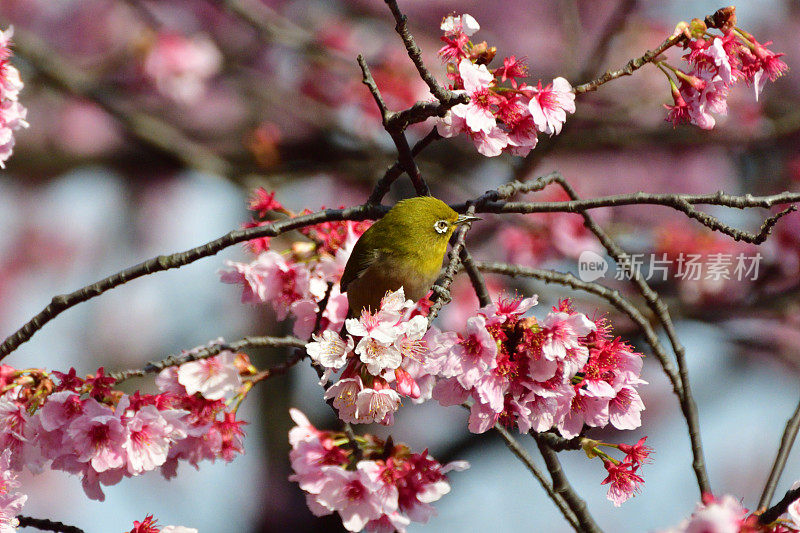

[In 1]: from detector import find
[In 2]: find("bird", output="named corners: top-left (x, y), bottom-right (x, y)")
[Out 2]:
top-left (340, 196), bottom-right (480, 316)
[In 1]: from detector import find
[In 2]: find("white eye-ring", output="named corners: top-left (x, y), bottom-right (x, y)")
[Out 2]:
top-left (434, 220), bottom-right (449, 234)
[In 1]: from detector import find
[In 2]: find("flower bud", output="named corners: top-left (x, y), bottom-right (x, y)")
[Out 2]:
top-left (687, 18), bottom-right (707, 38)
top-left (705, 6), bottom-right (736, 33)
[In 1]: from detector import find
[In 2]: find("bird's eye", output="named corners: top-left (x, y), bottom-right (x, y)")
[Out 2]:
top-left (434, 220), bottom-right (449, 234)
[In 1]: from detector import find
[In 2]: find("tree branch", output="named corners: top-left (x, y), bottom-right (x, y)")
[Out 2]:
top-left (532, 433), bottom-right (603, 533)
top-left (494, 424), bottom-right (580, 531)
top-left (758, 392), bottom-right (800, 511)
top-left (759, 485), bottom-right (800, 526)
top-left (16, 515), bottom-right (84, 533)
top-left (479, 190), bottom-right (799, 245)
top-left (573, 33), bottom-right (685, 94)
top-left (0, 204), bottom-right (386, 359)
top-left (109, 335), bottom-right (306, 383)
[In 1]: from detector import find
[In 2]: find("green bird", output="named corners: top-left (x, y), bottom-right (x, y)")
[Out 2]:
top-left (341, 196), bottom-right (480, 316)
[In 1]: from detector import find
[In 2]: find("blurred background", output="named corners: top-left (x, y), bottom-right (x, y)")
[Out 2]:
top-left (1, 0), bottom-right (799, 531)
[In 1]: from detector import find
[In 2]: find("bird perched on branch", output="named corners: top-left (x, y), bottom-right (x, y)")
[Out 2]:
top-left (341, 196), bottom-right (480, 316)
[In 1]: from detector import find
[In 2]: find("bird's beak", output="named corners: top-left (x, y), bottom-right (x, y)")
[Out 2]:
top-left (454, 214), bottom-right (482, 225)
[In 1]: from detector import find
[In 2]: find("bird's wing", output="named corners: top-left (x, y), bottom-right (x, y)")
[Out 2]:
top-left (340, 244), bottom-right (382, 293)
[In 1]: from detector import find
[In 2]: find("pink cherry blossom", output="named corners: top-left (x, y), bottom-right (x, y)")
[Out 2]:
top-left (664, 493), bottom-right (748, 532)
top-left (609, 386), bottom-right (646, 430)
top-left (0, 26), bottom-right (27, 169)
top-left (315, 463), bottom-right (385, 531)
top-left (66, 399), bottom-right (127, 473)
top-left (123, 406), bottom-right (175, 475)
top-left (355, 387), bottom-right (402, 425)
top-left (324, 377), bottom-right (362, 423)
top-left (468, 126), bottom-right (509, 157)
top-left (540, 311), bottom-right (595, 361)
top-left (449, 315), bottom-right (498, 389)
top-left (306, 330), bottom-right (353, 370)
top-left (528, 77), bottom-right (575, 135)
top-left (451, 59), bottom-right (498, 134)
top-left (601, 459), bottom-right (644, 507)
top-left (177, 351), bottom-right (242, 401)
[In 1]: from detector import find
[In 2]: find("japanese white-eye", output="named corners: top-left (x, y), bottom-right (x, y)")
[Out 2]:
top-left (341, 196), bottom-right (480, 315)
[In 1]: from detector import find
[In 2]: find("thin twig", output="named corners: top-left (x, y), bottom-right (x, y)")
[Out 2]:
top-left (382, 0), bottom-right (454, 103)
top-left (110, 335), bottom-right (306, 382)
top-left (573, 33), bottom-right (685, 94)
top-left (532, 434), bottom-right (603, 533)
top-left (16, 515), bottom-right (84, 533)
top-left (758, 392), bottom-right (800, 510)
top-left (759, 485), bottom-right (800, 525)
top-left (494, 424), bottom-right (580, 531)
top-left (460, 247), bottom-right (491, 307)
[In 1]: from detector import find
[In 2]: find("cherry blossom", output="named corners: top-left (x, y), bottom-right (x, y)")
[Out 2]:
top-left (601, 459), bottom-right (644, 507)
top-left (451, 59), bottom-right (498, 134)
top-left (177, 351), bottom-right (242, 400)
top-left (527, 77), bottom-right (576, 136)
top-left (306, 330), bottom-right (353, 370)
top-left (288, 409), bottom-right (467, 531)
top-left (440, 14), bottom-right (480, 37)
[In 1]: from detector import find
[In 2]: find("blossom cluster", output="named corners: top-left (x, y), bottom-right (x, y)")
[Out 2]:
top-left (129, 515), bottom-right (197, 533)
top-left (222, 189), bottom-right (371, 339)
top-left (664, 8), bottom-right (787, 129)
top-left (0, 349), bottom-right (247, 503)
top-left (435, 14), bottom-right (575, 157)
top-left (0, 27), bottom-right (28, 168)
top-left (307, 288), bottom-right (447, 425)
top-left (288, 408), bottom-right (468, 532)
top-left (432, 297), bottom-right (646, 439)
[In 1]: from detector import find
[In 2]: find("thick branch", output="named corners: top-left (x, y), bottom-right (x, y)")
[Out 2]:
top-left (758, 392), bottom-right (800, 511)
top-left (533, 434), bottom-right (602, 533)
top-left (0, 204), bottom-right (386, 359)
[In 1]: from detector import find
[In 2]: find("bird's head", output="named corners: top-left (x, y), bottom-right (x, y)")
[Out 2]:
top-left (383, 196), bottom-right (481, 246)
